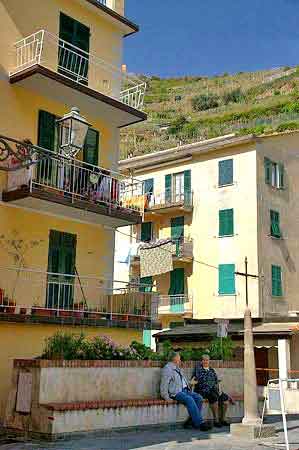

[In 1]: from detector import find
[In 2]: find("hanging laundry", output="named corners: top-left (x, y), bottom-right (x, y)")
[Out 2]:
top-left (139, 238), bottom-right (176, 278)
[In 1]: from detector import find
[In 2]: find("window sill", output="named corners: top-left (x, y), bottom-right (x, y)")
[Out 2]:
top-left (217, 293), bottom-right (238, 297)
top-left (218, 234), bottom-right (236, 239)
top-left (270, 235), bottom-right (282, 240)
top-left (218, 182), bottom-right (235, 189)
top-left (272, 295), bottom-right (284, 299)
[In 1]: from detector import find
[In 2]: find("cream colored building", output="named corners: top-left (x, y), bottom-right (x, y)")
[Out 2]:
top-left (116, 131), bottom-right (299, 336)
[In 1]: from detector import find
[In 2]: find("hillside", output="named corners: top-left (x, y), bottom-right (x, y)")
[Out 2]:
top-left (120, 66), bottom-right (299, 159)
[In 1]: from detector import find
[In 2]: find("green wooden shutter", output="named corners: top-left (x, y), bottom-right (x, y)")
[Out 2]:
top-left (184, 170), bottom-right (191, 205)
top-left (219, 159), bottom-right (233, 186)
top-left (278, 163), bottom-right (285, 189)
top-left (169, 268), bottom-right (185, 312)
top-left (47, 230), bottom-right (61, 274)
top-left (219, 209), bottom-right (234, 237)
top-left (264, 157), bottom-right (272, 185)
top-left (270, 210), bottom-right (281, 238)
top-left (139, 276), bottom-right (153, 293)
top-left (272, 265), bottom-right (282, 296)
top-left (48, 230), bottom-right (76, 275)
top-left (165, 174), bottom-right (172, 203)
top-left (219, 264), bottom-right (235, 295)
top-left (59, 13), bottom-right (90, 82)
top-left (38, 110), bottom-right (56, 151)
top-left (144, 178), bottom-right (154, 195)
top-left (171, 216), bottom-right (184, 256)
top-left (141, 222), bottom-right (152, 242)
top-left (142, 330), bottom-right (152, 348)
top-left (83, 128), bottom-right (99, 166)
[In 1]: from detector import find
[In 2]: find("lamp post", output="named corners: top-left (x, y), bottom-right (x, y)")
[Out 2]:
top-left (56, 107), bottom-right (90, 158)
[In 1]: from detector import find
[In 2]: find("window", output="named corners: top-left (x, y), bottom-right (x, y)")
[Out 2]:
top-left (264, 158), bottom-right (284, 189)
top-left (219, 209), bottom-right (234, 237)
top-left (139, 276), bottom-right (153, 293)
top-left (272, 265), bottom-right (282, 297)
top-left (169, 268), bottom-right (185, 313)
top-left (171, 216), bottom-right (184, 256)
top-left (219, 159), bottom-right (233, 186)
top-left (270, 210), bottom-right (281, 238)
top-left (59, 13), bottom-right (90, 82)
top-left (144, 178), bottom-right (154, 196)
top-left (219, 264), bottom-right (236, 295)
top-left (47, 230), bottom-right (77, 308)
top-left (140, 222), bottom-right (152, 242)
top-left (165, 170), bottom-right (191, 204)
top-left (83, 128), bottom-right (99, 166)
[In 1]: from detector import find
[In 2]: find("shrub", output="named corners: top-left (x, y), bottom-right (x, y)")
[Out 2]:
top-left (276, 121), bottom-right (299, 132)
top-left (168, 115), bottom-right (188, 135)
top-left (237, 125), bottom-right (268, 136)
top-left (191, 94), bottom-right (220, 112)
top-left (222, 88), bottom-right (244, 105)
top-left (209, 337), bottom-right (234, 360)
top-left (42, 332), bottom-right (86, 360)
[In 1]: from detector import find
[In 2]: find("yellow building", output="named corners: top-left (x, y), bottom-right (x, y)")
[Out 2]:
top-left (0, 0), bottom-right (156, 419)
top-left (117, 131), bottom-right (299, 340)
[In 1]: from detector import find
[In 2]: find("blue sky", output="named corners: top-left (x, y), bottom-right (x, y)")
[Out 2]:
top-left (124, 0), bottom-right (299, 78)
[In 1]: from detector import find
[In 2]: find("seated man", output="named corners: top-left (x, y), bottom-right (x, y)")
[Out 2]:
top-left (193, 354), bottom-right (231, 427)
top-left (160, 351), bottom-right (211, 431)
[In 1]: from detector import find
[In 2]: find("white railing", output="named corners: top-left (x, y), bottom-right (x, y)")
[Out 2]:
top-left (0, 266), bottom-right (159, 321)
top-left (146, 190), bottom-right (193, 210)
top-left (158, 294), bottom-right (193, 315)
top-left (10, 30), bottom-right (146, 111)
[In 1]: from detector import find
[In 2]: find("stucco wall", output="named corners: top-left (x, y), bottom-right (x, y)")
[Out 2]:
top-left (256, 132), bottom-right (299, 316)
top-left (0, 322), bottom-right (142, 420)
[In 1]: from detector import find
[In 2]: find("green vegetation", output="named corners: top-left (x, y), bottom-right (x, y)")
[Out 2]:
top-left (40, 332), bottom-right (234, 361)
top-left (120, 66), bottom-right (299, 158)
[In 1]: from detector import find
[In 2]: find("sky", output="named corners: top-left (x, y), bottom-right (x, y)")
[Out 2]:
top-left (124, 0), bottom-right (299, 78)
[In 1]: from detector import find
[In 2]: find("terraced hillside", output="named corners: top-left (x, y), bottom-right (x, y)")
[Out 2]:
top-left (120, 66), bottom-right (299, 159)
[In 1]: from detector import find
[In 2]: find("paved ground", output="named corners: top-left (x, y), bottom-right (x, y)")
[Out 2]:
top-left (1, 419), bottom-right (299, 450)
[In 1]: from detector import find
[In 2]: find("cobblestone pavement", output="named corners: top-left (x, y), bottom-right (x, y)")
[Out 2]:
top-left (1, 419), bottom-right (299, 450)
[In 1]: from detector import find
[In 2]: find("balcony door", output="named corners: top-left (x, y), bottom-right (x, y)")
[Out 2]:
top-left (171, 216), bottom-right (184, 256)
top-left (46, 230), bottom-right (77, 309)
top-left (59, 13), bottom-right (90, 84)
top-left (168, 268), bottom-right (185, 313)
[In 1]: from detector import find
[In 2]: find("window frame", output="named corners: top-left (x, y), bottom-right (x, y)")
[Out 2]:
top-left (270, 210), bottom-right (281, 239)
top-left (218, 159), bottom-right (234, 187)
top-left (271, 265), bottom-right (283, 297)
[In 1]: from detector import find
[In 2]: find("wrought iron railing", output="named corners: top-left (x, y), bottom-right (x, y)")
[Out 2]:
top-left (158, 294), bottom-right (193, 315)
top-left (10, 30), bottom-right (146, 110)
top-left (1, 135), bottom-right (146, 216)
top-left (0, 266), bottom-right (159, 321)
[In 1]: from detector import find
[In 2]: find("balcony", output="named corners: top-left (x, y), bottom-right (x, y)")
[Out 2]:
top-left (9, 31), bottom-right (146, 127)
top-left (2, 136), bottom-right (145, 227)
top-left (145, 191), bottom-right (193, 215)
top-left (158, 295), bottom-right (193, 316)
top-left (0, 266), bottom-right (160, 329)
top-left (131, 237), bottom-right (193, 266)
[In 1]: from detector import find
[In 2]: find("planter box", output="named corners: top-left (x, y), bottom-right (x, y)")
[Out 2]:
top-left (31, 308), bottom-right (53, 317)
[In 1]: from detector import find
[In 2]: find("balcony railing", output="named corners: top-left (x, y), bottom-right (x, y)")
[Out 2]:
top-left (3, 137), bottom-right (145, 218)
top-left (10, 30), bottom-right (146, 111)
top-left (146, 190), bottom-right (193, 211)
top-left (0, 266), bottom-right (159, 322)
top-left (158, 294), bottom-right (193, 315)
top-left (132, 237), bottom-right (193, 264)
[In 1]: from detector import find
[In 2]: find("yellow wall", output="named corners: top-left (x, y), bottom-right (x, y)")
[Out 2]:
top-left (0, 321), bottom-right (141, 418)
top-left (118, 142), bottom-right (259, 321)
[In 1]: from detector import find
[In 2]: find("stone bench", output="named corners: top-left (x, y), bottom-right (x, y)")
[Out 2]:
top-left (32, 396), bottom-right (249, 438)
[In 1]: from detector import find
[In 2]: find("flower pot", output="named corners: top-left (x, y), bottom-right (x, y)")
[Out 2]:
top-left (32, 308), bottom-right (53, 317)
top-left (58, 310), bottom-right (73, 318)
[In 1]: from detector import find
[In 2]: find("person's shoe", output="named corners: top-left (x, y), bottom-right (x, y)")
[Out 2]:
top-left (183, 417), bottom-right (193, 429)
top-left (199, 422), bottom-right (212, 432)
top-left (214, 421), bottom-right (222, 428)
top-left (220, 420), bottom-right (230, 427)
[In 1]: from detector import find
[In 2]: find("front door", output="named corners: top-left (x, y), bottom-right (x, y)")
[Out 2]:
top-left (46, 230), bottom-right (77, 309)
top-left (255, 348), bottom-right (269, 386)
top-left (59, 13), bottom-right (90, 84)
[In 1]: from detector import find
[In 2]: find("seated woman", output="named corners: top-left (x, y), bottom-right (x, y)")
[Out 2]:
top-left (193, 354), bottom-right (231, 428)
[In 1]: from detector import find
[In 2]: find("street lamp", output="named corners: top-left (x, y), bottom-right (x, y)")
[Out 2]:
top-left (56, 107), bottom-right (90, 158)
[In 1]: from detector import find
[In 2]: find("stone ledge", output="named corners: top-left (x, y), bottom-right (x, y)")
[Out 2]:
top-left (41, 395), bottom-right (247, 412)
top-left (13, 359), bottom-right (243, 369)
